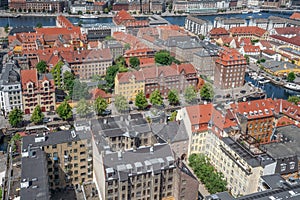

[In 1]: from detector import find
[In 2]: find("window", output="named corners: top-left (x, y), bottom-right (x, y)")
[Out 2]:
top-left (52, 144), bottom-right (57, 149)
top-left (290, 162), bottom-right (295, 170)
top-left (280, 163), bottom-right (287, 172)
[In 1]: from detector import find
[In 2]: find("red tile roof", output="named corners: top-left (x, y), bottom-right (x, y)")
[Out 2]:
top-left (242, 45), bottom-right (261, 53)
top-left (139, 57), bottom-right (155, 68)
top-left (90, 88), bottom-right (112, 100)
top-left (274, 99), bottom-right (300, 122)
top-left (259, 40), bottom-right (272, 49)
top-left (210, 27), bottom-right (229, 35)
top-left (220, 36), bottom-right (234, 44)
top-left (113, 10), bottom-right (135, 25)
top-left (276, 116), bottom-right (296, 127)
top-left (270, 35), bottom-right (300, 47)
top-left (274, 27), bottom-right (300, 35)
top-left (290, 12), bottom-right (300, 20)
top-left (229, 26), bottom-right (267, 37)
top-left (216, 47), bottom-right (246, 65)
top-left (186, 104), bottom-right (236, 132)
top-left (20, 69), bottom-right (38, 90)
top-left (262, 49), bottom-right (276, 55)
top-left (60, 49), bottom-right (112, 64)
top-left (57, 15), bottom-right (74, 29)
top-left (230, 98), bottom-right (275, 120)
top-left (117, 63), bottom-right (197, 83)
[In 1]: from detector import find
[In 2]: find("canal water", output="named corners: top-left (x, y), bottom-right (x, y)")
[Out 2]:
top-left (245, 74), bottom-right (300, 100)
top-left (0, 12), bottom-right (293, 27)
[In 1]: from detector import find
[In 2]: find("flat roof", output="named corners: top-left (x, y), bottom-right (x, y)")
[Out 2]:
top-left (20, 148), bottom-right (49, 200)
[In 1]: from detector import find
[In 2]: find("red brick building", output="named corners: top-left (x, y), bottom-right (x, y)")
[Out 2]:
top-left (21, 69), bottom-right (56, 114)
top-left (214, 47), bottom-right (247, 89)
top-left (230, 98), bottom-right (275, 144)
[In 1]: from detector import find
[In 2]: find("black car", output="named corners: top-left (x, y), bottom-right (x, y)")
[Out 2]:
top-left (102, 109), bottom-right (112, 116)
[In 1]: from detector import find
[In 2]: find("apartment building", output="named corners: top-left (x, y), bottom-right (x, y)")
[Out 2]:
top-left (92, 113), bottom-right (156, 152)
top-left (115, 70), bottom-right (145, 101)
top-left (102, 40), bottom-right (124, 60)
top-left (214, 47), bottom-right (247, 89)
top-left (61, 49), bottom-right (113, 80)
top-left (20, 147), bottom-right (50, 200)
top-left (151, 121), bottom-right (189, 160)
top-left (115, 64), bottom-right (198, 100)
top-left (178, 104), bottom-right (239, 156)
top-left (230, 98), bottom-right (275, 144)
top-left (206, 174), bottom-right (300, 200)
top-left (262, 125), bottom-right (300, 177)
top-left (205, 133), bottom-right (276, 197)
top-left (99, 144), bottom-right (177, 200)
top-left (229, 26), bottom-right (269, 40)
top-left (21, 130), bottom-right (93, 191)
top-left (9, 0), bottom-right (67, 13)
top-left (20, 69), bottom-right (56, 114)
top-left (0, 63), bottom-right (23, 116)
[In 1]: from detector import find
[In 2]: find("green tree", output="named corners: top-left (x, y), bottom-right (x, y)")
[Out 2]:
top-left (4, 24), bottom-right (9, 33)
top-left (94, 97), bottom-right (108, 116)
top-left (104, 35), bottom-right (114, 40)
top-left (56, 100), bottom-right (72, 121)
top-left (135, 91), bottom-right (148, 110)
top-left (36, 60), bottom-right (47, 73)
top-left (169, 111), bottom-right (177, 121)
top-left (124, 43), bottom-right (130, 50)
top-left (76, 99), bottom-right (90, 118)
top-left (104, 8), bottom-right (109, 14)
top-left (105, 65), bottom-right (120, 88)
top-left (150, 90), bottom-right (163, 106)
top-left (51, 61), bottom-right (63, 88)
top-left (200, 83), bottom-right (214, 101)
top-left (168, 89), bottom-right (179, 105)
top-left (155, 50), bottom-right (173, 65)
top-left (31, 105), bottom-right (44, 124)
top-left (288, 96), bottom-right (300, 105)
top-left (129, 57), bottom-right (140, 70)
top-left (184, 86), bottom-right (197, 103)
top-left (8, 108), bottom-right (23, 127)
top-left (287, 72), bottom-right (296, 82)
top-left (36, 22), bottom-right (43, 28)
top-left (10, 133), bottom-right (22, 152)
top-left (115, 95), bottom-right (129, 112)
top-left (78, 11), bottom-right (83, 15)
top-left (244, 55), bottom-right (250, 65)
top-left (72, 80), bottom-right (89, 100)
top-left (63, 71), bottom-right (75, 91)
top-left (188, 154), bottom-right (227, 194)
top-left (198, 34), bottom-right (205, 40)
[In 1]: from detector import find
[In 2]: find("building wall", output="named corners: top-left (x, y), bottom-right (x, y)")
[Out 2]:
top-left (105, 168), bottom-right (175, 200)
top-left (44, 138), bottom-right (93, 190)
top-left (114, 75), bottom-right (145, 101)
top-left (214, 52), bottom-right (247, 89)
top-left (0, 83), bottom-right (23, 116)
top-left (205, 132), bottom-right (263, 197)
top-left (22, 79), bottom-right (56, 114)
top-left (190, 131), bottom-right (208, 155)
top-left (71, 59), bottom-right (112, 80)
top-left (246, 117), bottom-right (275, 144)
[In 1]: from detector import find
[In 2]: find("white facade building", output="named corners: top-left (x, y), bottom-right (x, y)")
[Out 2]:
top-left (0, 63), bottom-right (23, 116)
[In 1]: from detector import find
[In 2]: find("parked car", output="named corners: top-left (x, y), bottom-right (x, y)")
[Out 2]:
top-left (43, 117), bottom-right (51, 123)
top-left (102, 109), bottom-right (112, 116)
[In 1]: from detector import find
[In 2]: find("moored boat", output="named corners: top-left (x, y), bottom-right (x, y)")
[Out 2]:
top-left (284, 83), bottom-right (300, 91)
